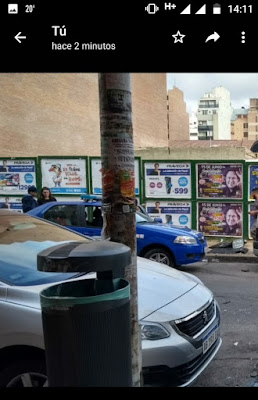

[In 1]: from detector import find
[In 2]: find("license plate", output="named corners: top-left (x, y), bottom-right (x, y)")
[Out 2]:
top-left (202, 325), bottom-right (220, 354)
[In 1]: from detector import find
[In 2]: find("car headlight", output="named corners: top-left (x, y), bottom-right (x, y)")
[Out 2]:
top-left (140, 322), bottom-right (170, 340)
top-left (173, 236), bottom-right (197, 244)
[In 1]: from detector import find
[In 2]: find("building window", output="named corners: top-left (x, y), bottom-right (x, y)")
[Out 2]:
top-left (243, 123), bottom-right (248, 128)
top-left (244, 132), bottom-right (248, 138)
top-left (203, 110), bottom-right (208, 115)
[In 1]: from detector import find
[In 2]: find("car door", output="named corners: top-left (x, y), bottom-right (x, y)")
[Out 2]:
top-left (43, 204), bottom-right (83, 234)
top-left (82, 205), bottom-right (102, 238)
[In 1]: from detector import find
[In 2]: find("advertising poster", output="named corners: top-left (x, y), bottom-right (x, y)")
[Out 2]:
top-left (0, 159), bottom-right (36, 195)
top-left (197, 163), bottom-right (243, 199)
top-left (198, 202), bottom-right (243, 237)
top-left (0, 196), bottom-right (23, 212)
top-left (248, 164), bottom-right (258, 198)
top-left (91, 158), bottom-right (140, 195)
top-left (248, 202), bottom-right (257, 239)
top-left (146, 201), bottom-right (191, 228)
top-left (41, 158), bottom-right (87, 195)
top-left (145, 162), bottom-right (191, 198)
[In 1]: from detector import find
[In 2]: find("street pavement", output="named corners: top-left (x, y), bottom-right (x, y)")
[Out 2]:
top-left (205, 238), bottom-right (257, 264)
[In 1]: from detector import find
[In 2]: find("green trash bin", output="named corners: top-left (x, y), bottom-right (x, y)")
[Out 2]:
top-left (37, 241), bottom-right (132, 387)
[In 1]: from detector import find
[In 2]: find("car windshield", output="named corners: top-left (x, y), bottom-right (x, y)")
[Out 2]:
top-left (0, 213), bottom-right (91, 286)
top-left (136, 211), bottom-right (155, 224)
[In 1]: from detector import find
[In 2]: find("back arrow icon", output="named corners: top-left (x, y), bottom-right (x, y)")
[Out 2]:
top-left (205, 32), bottom-right (220, 43)
top-left (15, 32), bottom-right (26, 43)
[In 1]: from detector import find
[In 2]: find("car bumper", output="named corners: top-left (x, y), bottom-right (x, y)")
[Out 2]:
top-left (173, 243), bottom-right (207, 265)
top-left (142, 303), bottom-right (221, 386)
top-left (143, 337), bottom-right (221, 386)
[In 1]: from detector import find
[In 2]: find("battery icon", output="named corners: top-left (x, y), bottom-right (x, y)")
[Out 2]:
top-left (213, 3), bottom-right (221, 14)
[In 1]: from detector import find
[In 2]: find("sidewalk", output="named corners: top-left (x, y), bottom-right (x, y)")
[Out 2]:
top-left (205, 238), bottom-right (257, 264)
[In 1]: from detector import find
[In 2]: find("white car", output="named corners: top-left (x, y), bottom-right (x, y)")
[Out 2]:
top-left (0, 210), bottom-right (221, 387)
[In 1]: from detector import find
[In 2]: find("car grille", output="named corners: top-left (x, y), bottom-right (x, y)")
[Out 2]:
top-left (174, 300), bottom-right (215, 337)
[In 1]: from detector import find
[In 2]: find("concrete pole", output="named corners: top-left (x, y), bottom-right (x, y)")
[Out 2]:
top-left (98, 73), bottom-right (142, 386)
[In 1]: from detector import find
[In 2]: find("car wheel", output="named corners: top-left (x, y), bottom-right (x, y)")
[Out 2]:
top-left (143, 248), bottom-right (175, 267)
top-left (0, 359), bottom-right (47, 387)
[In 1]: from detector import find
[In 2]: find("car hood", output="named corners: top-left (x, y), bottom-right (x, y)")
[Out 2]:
top-left (4, 257), bottom-right (210, 321)
top-left (137, 257), bottom-right (211, 320)
top-left (137, 222), bottom-right (203, 239)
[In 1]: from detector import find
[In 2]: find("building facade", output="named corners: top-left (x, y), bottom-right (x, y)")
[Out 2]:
top-left (248, 98), bottom-right (258, 141)
top-left (197, 86), bottom-right (233, 140)
top-left (167, 86), bottom-right (189, 142)
top-left (0, 73), bottom-right (168, 157)
top-left (231, 108), bottom-right (249, 140)
top-left (189, 112), bottom-right (198, 140)
top-left (231, 99), bottom-right (258, 141)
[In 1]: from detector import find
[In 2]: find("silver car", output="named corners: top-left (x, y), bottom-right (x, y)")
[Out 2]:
top-left (0, 210), bottom-right (221, 387)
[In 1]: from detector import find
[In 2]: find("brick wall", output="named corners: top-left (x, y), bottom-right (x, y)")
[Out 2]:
top-left (0, 73), bottom-right (168, 157)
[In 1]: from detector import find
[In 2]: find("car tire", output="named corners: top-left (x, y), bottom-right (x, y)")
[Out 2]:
top-left (0, 359), bottom-right (47, 387)
top-left (143, 248), bottom-right (175, 267)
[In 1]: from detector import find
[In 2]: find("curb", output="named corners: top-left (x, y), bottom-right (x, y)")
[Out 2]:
top-left (206, 252), bottom-right (258, 264)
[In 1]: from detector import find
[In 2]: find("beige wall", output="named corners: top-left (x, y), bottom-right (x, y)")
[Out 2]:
top-left (167, 87), bottom-right (189, 142)
top-left (0, 73), bottom-right (168, 158)
top-left (231, 115), bottom-right (248, 140)
top-left (135, 146), bottom-right (246, 160)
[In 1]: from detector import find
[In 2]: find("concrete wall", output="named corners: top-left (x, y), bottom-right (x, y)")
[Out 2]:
top-left (134, 146), bottom-right (246, 161)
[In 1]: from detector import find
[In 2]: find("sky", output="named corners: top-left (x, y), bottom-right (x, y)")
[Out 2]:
top-left (166, 73), bottom-right (258, 114)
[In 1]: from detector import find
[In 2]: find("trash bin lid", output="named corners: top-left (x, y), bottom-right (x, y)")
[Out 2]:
top-left (37, 240), bottom-right (131, 274)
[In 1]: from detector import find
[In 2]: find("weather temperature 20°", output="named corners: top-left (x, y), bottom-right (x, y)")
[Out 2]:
top-left (25, 4), bottom-right (36, 12)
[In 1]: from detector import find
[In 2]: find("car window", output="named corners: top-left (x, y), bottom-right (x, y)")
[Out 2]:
top-left (136, 211), bottom-right (155, 224)
top-left (0, 213), bottom-right (91, 286)
top-left (43, 205), bottom-right (79, 227)
top-left (85, 205), bottom-right (103, 227)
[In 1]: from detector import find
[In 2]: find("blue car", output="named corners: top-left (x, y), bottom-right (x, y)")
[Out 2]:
top-left (28, 200), bottom-right (207, 268)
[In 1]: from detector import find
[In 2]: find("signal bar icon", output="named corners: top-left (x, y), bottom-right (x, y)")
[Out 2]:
top-left (180, 4), bottom-right (207, 14)
top-left (180, 4), bottom-right (191, 14)
top-left (196, 4), bottom-right (206, 14)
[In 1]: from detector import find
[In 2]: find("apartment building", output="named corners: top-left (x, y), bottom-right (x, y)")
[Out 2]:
top-left (248, 98), bottom-right (258, 141)
top-left (231, 99), bottom-right (258, 141)
top-left (197, 86), bottom-right (233, 140)
top-left (231, 108), bottom-right (249, 140)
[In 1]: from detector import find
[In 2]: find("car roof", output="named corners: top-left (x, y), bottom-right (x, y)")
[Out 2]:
top-left (0, 209), bottom-right (22, 216)
top-left (39, 201), bottom-right (102, 206)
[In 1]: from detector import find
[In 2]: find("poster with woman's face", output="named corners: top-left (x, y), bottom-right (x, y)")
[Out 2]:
top-left (197, 163), bottom-right (242, 199)
top-left (198, 202), bottom-right (243, 237)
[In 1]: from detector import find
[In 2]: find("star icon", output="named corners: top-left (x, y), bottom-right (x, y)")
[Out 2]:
top-left (172, 30), bottom-right (186, 43)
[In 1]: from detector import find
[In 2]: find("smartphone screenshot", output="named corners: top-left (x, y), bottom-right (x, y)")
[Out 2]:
top-left (0, 0), bottom-right (257, 390)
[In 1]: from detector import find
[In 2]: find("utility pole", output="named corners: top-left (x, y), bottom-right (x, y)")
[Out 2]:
top-left (98, 73), bottom-right (142, 386)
